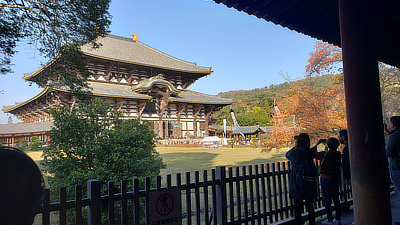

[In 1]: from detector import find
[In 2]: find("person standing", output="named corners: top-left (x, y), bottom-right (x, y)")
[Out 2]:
top-left (338, 129), bottom-right (353, 217)
top-left (338, 129), bottom-right (350, 186)
top-left (286, 133), bottom-right (317, 225)
top-left (314, 138), bottom-right (342, 225)
top-left (384, 116), bottom-right (400, 201)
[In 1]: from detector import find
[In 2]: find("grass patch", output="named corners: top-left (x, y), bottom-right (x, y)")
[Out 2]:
top-left (26, 146), bottom-right (289, 186)
top-left (27, 147), bottom-right (289, 176)
top-left (156, 146), bottom-right (289, 177)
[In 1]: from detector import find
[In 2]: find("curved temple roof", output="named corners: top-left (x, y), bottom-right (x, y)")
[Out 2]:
top-left (82, 35), bottom-right (212, 73)
top-left (2, 82), bottom-right (232, 113)
top-left (24, 34), bottom-right (213, 80)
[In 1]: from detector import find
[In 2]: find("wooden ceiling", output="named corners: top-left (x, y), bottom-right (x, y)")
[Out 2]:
top-left (213, 0), bottom-right (400, 68)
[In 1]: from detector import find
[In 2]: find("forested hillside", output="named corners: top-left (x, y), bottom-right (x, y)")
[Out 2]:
top-left (213, 74), bottom-right (338, 128)
top-left (214, 40), bottom-right (400, 144)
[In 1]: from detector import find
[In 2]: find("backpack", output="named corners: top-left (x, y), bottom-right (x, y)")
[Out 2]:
top-left (295, 150), bottom-right (318, 198)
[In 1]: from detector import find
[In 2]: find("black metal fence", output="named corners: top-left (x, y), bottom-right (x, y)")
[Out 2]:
top-left (34, 161), bottom-right (353, 225)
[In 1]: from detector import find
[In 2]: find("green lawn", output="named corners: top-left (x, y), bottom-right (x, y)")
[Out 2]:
top-left (27, 146), bottom-right (289, 181)
top-left (156, 146), bottom-right (289, 176)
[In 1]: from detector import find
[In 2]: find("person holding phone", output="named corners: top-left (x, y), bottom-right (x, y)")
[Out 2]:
top-left (313, 138), bottom-right (342, 225)
top-left (286, 133), bottom-right (317, 225)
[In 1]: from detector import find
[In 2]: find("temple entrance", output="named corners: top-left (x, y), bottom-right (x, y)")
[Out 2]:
top-left (166, 121), bottom-right (173, 138)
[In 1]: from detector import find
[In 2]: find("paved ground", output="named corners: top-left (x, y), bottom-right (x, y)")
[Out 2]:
top-left (316, 193), bottom-right (400, 225)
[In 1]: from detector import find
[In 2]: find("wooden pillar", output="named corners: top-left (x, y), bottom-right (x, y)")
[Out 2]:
top-left (338, 1), bottom-right (392, 224)
top-left (176, 120), bottom-right (182, 137)
top-left (193, 105), bottom-right (202, 138)
top-left (164, 120), bottom-right (167, 138)
top-left (11, 135), bottom-right (14, 148)
top-left (193, 118), bottom-right (197, 137)
top-left (158, 120), bottom-right (164, 139)
top-left (165, 120), bottom-right (170, 138)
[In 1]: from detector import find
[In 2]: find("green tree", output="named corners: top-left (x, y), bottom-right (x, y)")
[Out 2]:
top-left (42, 98), bottom-right (165, 200)
top-left (0, 0), bottom-right (111, 90)
top-left (30, 136), bottom-right (42, 151)
top-left (379, 65), bottom-right (400, 121)
top-left (214, 101), bottom-right (273, 127)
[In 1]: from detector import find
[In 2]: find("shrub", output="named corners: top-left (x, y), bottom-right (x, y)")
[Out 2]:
top-left (30, 136), bottom-right (42, 151)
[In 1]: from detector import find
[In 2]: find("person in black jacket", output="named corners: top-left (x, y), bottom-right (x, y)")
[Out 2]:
top-left (0, 146), bottom-right (43, 225)
top-left (286, 133), bottom-right (317, 225)
top-left (384, 116), bottom-right (400, 225)
top-left (338, 129), bottom-right (350, 186)
top-left (384, 116), bottom-right (400, 200)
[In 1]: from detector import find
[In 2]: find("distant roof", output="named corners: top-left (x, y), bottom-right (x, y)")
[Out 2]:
top-left (3, 82), bottom-right (232, 113)
top-left (209, 124), bottom-right (271, 135)
top-left (213, 0), bottom-right (400, 68)
top-left (202, 136), bottom-right (222, 142)
top-left (0, 121), bottom-right (53, 135)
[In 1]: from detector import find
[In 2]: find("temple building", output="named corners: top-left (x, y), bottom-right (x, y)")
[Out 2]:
top-left (1, 34), bottom-right (232, 147)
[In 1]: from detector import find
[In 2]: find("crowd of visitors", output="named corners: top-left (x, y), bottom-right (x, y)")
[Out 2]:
top-left (286, 130), bottom-right (350, 225)
top-left (286, 118), bottom-right (400, 225)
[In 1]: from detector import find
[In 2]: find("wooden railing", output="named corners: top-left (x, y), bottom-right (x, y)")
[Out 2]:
top-left (34, 161), bottom-right (353, 225)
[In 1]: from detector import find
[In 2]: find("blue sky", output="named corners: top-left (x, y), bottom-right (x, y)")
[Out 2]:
top-left (0, 0), bottom-right (317, 124)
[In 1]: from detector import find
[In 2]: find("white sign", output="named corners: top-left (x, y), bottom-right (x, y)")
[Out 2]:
top-left (148, 188), bottom-right (181, 225)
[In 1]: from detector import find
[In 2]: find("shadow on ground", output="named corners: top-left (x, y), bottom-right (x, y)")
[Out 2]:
top-left (238, 155), bottom-right (288, 168)
top-left (160, 152), bottom-right (219, 175)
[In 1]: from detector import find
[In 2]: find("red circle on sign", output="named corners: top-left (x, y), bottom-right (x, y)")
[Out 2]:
top-left (156, 193), bottom-right (174, 216)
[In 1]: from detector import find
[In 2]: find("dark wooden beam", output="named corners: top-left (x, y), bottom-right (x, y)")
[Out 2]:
top-left (338, 0), bottom-right (392, 224)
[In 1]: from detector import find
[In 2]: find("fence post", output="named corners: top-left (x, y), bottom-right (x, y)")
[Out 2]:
top-left (340, 168), bottom-right (350, 210)
top-left (216, 166), bottom-right (227, 225)
top-left (87, 179), bottom-right (101, 225)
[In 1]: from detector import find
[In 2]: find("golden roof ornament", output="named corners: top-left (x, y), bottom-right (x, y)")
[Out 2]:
top-left (131, 33), bottom-right (138, 42)
top-left (154, 74), bottom-right (164, 79)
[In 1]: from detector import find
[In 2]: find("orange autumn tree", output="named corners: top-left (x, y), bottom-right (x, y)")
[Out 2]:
top-left (304, 41), bottom-right (400, 122)
top-left (275, 77), bottom-right (346, 139)
top-left (267, 101), bottom-right (297, 146)
top-left (265, 41), bottom-right (346, 146)
top-left (305, 41), bottom-right (342, 77)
